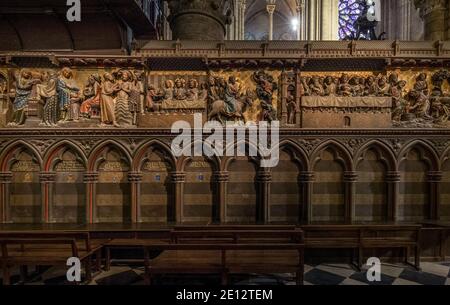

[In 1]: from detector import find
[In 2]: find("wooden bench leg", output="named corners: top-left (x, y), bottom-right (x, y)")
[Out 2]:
top-left (297, 249), bottom-right (304, 285)
top-left (415, 246), bottom-right (421, 271)
top-left (404, 247), bottom-right (409, 265)
top-left (105, 247), bottom-right (111, 271)
top-left (84, 257), bottom-right (92, 284)
top-left (221, 270), bottom-right (228, 285)
top-left (143, 248), bottom-right (151, 285)
top-left (358, 247), bottom-right (363, 271)
top-left (2, 264), bottom-right (11, 285)
top-left (96, 250), bottom-right (102, 271)
top-left (20, 265), bottom-right (28, 283)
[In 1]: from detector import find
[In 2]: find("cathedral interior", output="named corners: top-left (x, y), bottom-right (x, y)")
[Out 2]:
top-left (1, 0), bottom-right (450, 287)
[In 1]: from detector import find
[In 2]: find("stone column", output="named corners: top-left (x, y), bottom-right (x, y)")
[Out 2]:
top-left (257, 171), bottom-right (272, 223)
top-left (266, 2), bottom-right (276, 40)
top-left (214, 172), bottom-right (229, 223)
top-left (84, 172), bottom-right (98, 224)
top-left (428, 171), bottom-right (443, 220)
top-left (386, 171), bottom-right (400, 221)
top-left (344, 171), bottom-right (358, 223)
top-left (300, 171), bottom-right (314, 223)
top-left (171, 171), bottom-right (185, 223)
top-left (0, 172), bottom-right (12, 223)
top-left (166, 0), bottom-right (232, 40)
top-left (241, 0), bottom-right (247, 40)
top-left (415, 0), bottom-right (448, 40)
top-left (296, 0), bottom-right (305, 40)
top-left (128, 172), bottom-right (143, 223)
top-left (40, 172), bottom-right (56, 223)
top-left (321, 0), bottom-right (339, 40)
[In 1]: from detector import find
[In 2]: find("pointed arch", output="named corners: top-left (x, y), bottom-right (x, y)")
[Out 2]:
top-left (354, 140), bottom-right (397, 171)
top-left (133, 139), bottom-right (176, 172)
top-left (43, 140), bottom-right (87, 172)
top-left (88, 140), bottom-right (132, 171)
top-left (0, 140), bottom-right (43, 172)
top-left (179, 139), bottom-right (221, 173)
top-left (398, 140), bottom-right (439, 172)
top-left (271, 139), bottom-right (309, 172)
top-left (310, 140), bottom-right (353, 171)
top-left (223, 139), bottom-right (261, 172)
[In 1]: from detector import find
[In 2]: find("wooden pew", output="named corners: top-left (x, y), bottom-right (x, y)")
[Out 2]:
top-left (0, 231), bottom-right (105, 285)
top-left (301, 223), bottom-right (421, 270)
top-left (143, 229), bottom-right (305, 285)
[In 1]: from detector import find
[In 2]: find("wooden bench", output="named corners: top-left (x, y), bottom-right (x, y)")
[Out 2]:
top-left (0, 231), bottom-right (105, 285)
top-left (143, 229), bottom-right (305, 285)
top-left (302, 224), bottom-right (421, 270)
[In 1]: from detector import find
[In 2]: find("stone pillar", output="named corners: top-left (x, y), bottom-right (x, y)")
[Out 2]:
top-left (257, 171), bottom-right (271, 223)
top-left (40, 172), bottom-right (56, 223)
top-left (321, 0), bottom-right (339, 40)
top-left (171, 171), bottom-right (185, 223)
top-left (0, 172), bottom-right (12, 223)
top-left (415, 0), bottom-right (448, 40)
top-left (344, 171), bottom-right (358, 223)
top-left (241, 0), bottom-right (247, 40)
top-left (296, 0), bottom-right (305, 40)
top-left (166, 0), bottom-right (232, 40)
top-left (84, 172), bottom-right (98, 224)
top-left (128, 172), bottom-right (143, 223)
top-left (300, 171), bottom-right (314, 223)
top-left (428, 171), bottom-right (443, 220)
top-left (266, 3), bottom-right (276, 40)
top-left (214, 172), bottom-right (229, 223)
top-left (386, 171), bottom-right (400, 221)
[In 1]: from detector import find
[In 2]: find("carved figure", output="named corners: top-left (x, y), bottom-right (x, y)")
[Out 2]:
top-left (100, 72), bottom-right (119, 127)
top-left (80, 74), bottom-right (102, 118)
top-left (57, 68), bottom-right (80, 122)
top-left (114, 70), bottom-right (133, 127)
top-left (36, 71), bottom-right (58, 126)
top-left (9, 70), bottom-right (41, 126)
top-left (253, 71), bottom-right (278, 122)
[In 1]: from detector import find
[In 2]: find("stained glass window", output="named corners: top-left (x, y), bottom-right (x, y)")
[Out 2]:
top-left (339, 0), bottom-right (363, 40)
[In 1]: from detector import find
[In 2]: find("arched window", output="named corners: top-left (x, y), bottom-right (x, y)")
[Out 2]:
top-left (338, 0), bottom-right (363, 40)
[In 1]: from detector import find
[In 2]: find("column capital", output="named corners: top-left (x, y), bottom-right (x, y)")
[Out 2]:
top-left (257, 171), bottom-right (272, 182)
top-left (428, 171), bottom-right (443, 182)
top-left (170, 172), bottom-right (186, 183)
top-left (0, 172), bottom-right (12, 183)
top-left (39, 172), bottom-right (56, 183)
top-left (343, 171), bottom-right (358, 182)
top-left (84, 172), bottom-right (99, 183)
top-left (266, 4), bottom-right (276, 15)
top-left (299, 172), bottom-right (315, 182)
top-left (213, 172), bottom-right (229, 182)
top-left (128, 172), bottom-right (143, 182)
top-left (386, 171), bottom-right (401, 183)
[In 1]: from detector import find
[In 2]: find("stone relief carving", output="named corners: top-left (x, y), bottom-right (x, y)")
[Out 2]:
top-left (4, 68), bottom-right (146, 128)
top-left (146, 74), bottom-right (208, 113)
top-left (3, 67), bottom-right (450, 129)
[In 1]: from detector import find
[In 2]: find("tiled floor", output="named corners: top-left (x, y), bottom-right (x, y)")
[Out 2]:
top-left (2, 261), bottom-right (450, 285)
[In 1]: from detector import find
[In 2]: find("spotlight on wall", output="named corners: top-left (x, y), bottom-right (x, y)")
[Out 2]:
top-left (291, 18), bottom-right (299, 31)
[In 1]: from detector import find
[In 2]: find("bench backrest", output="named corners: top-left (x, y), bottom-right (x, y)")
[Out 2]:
top-left (0, 238), bottom-right (79, 259)
top-left (170, 229), bottom-right (304, 244)
top-left (0, 231), bottom-right (92, 252)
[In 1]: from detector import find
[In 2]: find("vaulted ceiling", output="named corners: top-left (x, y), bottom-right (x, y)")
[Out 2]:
top-left (244, 0), bottom-right (299, 40)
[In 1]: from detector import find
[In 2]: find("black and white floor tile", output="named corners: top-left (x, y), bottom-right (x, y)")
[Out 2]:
top-left (2, 262), bottom-right (450, 285)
